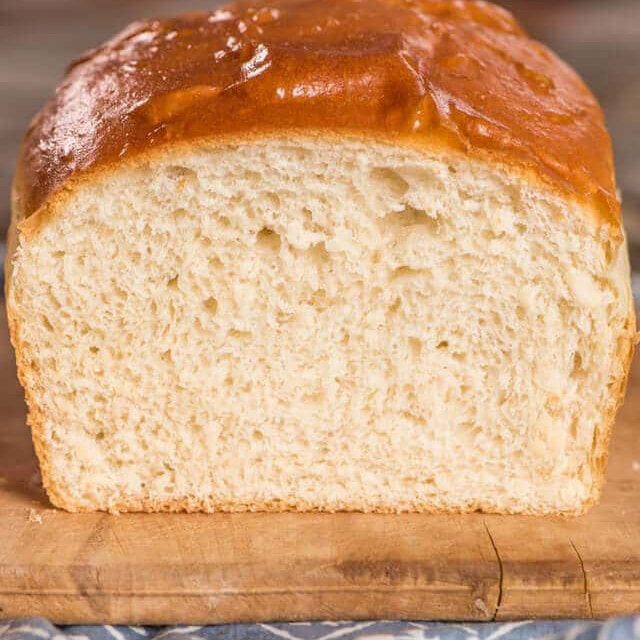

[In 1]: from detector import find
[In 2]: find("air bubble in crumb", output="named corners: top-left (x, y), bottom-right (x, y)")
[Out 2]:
top-left (632, 461), bottom-right (640, 472)
top-left (28, 509), bottom-right (43, 524)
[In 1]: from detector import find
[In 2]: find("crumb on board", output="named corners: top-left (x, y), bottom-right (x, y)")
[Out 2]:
top-left (632, 461), bottom-right (640, 472)
top-left (28, 508), bottom-right (43, 524)
top-left (474, 597), bottom-right (489, 616)
top-left (0, 476), bottom-right (8, 486)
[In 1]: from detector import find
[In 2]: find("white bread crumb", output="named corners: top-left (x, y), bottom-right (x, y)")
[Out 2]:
top-left (28, 509), bottom-right (43, 524)
top-left (7, 136), bottom-right (634, 514)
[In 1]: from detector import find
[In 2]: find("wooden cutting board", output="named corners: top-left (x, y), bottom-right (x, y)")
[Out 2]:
top-left (1, 313), bottom-right (639, 625)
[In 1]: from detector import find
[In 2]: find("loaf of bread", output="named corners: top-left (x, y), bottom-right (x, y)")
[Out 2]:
top-left (7, 0), bottom-right (635, 515)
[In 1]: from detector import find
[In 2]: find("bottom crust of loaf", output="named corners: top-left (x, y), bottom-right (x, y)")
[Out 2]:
top-left (47, 495), bottom-right (601, 517)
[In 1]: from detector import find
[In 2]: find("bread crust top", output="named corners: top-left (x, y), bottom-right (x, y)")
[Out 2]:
top-left (14, 0), bottom-right (619, 226)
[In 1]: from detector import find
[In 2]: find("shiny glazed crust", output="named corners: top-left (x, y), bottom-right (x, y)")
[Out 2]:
top-left (6, 0), bottom-right (637, 515)
top-left (12, 0), bottom-right (620, 228)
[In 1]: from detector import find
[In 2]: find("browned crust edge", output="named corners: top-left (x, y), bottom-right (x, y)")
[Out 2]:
top-left (584, 259), bottom-right (638, 511)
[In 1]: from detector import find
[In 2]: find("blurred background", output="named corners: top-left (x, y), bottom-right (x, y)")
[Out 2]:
top-left (1, 0), bottom-right (639, 272)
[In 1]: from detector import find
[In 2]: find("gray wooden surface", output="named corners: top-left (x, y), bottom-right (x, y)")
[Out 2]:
top-left (1, 0), bottom-right (639, 265)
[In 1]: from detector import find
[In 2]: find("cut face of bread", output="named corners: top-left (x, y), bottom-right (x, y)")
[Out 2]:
top-left (8, 136), bottom-right (634, 514)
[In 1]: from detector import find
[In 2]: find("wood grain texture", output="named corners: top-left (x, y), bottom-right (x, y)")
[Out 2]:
top-left (0, 311), bottom-right (638, 623)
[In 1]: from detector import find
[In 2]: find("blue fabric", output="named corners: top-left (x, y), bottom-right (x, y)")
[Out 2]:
top-left (2, 618), bottom-right (640, 640)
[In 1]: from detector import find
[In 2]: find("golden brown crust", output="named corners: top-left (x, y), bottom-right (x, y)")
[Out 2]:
top-left (13, 0), bottom-right (619, 227)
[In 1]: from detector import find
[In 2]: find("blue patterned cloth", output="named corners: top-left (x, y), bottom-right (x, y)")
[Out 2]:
top-left (2, 619), bottom-right (640, 640)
